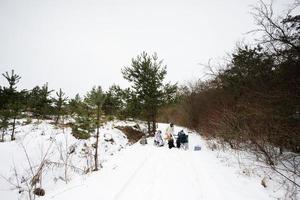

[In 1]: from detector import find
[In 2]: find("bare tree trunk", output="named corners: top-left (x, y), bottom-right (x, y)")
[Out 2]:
top-left (1, 129), bottom-right (4, 142)
top-left (147, 121), bottom-right (151, 134)
top-left (55, 113), bottom-right (60, 125)
top-left (64, 157), bottom-right (68, 183)
top-left (11, 116), bottom-right (16, 141)
top-left (152, 120), bottom-right (156, 135)
top-left (55, 104), bottom-right (62, 125)
top-left (94, 105), bottom-right (100, 171)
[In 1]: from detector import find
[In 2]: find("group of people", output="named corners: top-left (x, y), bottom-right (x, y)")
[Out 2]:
top-left (154, 123), bottom-right (189, 149)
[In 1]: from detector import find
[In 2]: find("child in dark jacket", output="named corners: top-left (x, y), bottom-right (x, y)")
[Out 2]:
top-left (176, 130), bottom-right (188, 149)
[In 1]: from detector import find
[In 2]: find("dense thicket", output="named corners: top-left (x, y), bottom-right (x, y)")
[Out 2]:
top-left (160, 2), bottom-right (300, 158)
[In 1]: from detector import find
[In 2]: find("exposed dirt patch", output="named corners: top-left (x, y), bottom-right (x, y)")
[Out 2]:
top-left (115, 126), bottom-right (144, 144)
top-left (34, 188), bottom-right (45, 196)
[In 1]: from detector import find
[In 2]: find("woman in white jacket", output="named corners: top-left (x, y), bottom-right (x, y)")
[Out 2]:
top-left (165, 123), bottom-right (175, 148)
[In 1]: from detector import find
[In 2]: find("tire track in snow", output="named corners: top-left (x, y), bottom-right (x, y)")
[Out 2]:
top-left (112, 148), bottom-right (152, 200)
top-left (176, 151), bottom-right (204, 199)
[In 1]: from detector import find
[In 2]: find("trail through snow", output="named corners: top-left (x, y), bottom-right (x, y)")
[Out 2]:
top-left (43, 131), bottom-right (271, 200)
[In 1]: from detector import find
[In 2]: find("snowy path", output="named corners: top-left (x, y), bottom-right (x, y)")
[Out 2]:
top-left (43, 133), bottom-right (271, 200)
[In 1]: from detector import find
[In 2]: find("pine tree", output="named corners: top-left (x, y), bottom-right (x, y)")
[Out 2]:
top-left (53, 88), bottom-right (68, 125)
top-left (122, 52), bottom-right (177, 134)
top-left (2, 70), bottom-right (21, 90)
top-left (121, 88), bottom-right (141, 120)
top-left (67, 94), bottom-right (81, 115)
top-left (28, 83), bottom-right (53, 119)
top-left (70, 94), bottom-right (94, 140)
top-left (1, 70), bottom-right (26, 140)
top-left (0, 110), bottom-right (9, 142)
top-left (0, 86), bottom-right (8, 141)
top-left (103, 85), bottom-right (124, 116)
top-left (85, 86), bottom-right (105, 171)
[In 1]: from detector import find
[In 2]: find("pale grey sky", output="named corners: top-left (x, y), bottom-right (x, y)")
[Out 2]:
top-left (0, 0), bottom-right (295, 97)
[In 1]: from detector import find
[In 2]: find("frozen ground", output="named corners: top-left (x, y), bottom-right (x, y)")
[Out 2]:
top-left (0, 120), bottom-right (128, 200)
top-left (41, 124), bottom-right (273, 200)
top-left (0, 121), bottom-right (297, 200)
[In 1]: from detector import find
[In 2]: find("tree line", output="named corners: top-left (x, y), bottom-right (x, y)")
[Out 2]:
top-left (159, 1), bottom-right (299, 167)
top-left (0, 53), bottom-right (177, 142)
top-left (157, 1), bottom-right (300, 191)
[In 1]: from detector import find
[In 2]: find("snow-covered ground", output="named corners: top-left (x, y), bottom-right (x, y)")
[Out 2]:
top-left (0, 121), bottom-right (297, 200)
top-left (0, 120), bottom-right (129, 200)
top-left (43, 124), bottom-right (284, 200)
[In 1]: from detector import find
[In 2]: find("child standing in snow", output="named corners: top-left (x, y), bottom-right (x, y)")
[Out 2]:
top-left (165, 123), bottom-right (175, 149)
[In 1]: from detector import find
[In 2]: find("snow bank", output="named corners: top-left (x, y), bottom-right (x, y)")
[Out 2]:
top-left (0, 120), bottom-right (128, 200)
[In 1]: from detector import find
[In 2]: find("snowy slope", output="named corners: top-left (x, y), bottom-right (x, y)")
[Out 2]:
top-left (0, 120), bottom-right (129, 200)
top-left (40, 124), bottom-right (273, 200)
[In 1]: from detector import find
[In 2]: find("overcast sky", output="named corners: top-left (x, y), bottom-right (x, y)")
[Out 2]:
top-left (0, 0), bottom-right (296, 97)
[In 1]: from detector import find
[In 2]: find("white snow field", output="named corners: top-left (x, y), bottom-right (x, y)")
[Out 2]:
top-left (0, 121), bottom-right (292, 200)
top-left (0, 120), bottom-right (128, 200)
top-left (41, 123), bottom-right (273, 200)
